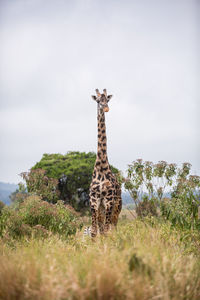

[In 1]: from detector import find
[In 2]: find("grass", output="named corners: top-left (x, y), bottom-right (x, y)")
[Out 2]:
top-left (0, 218), bottom-right (200, 300)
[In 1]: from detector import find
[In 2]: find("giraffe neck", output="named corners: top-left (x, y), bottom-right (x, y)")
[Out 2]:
top-left (95, 108), bottom-right (109, 169)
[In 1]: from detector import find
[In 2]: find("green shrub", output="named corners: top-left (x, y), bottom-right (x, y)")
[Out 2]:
top-left (125, 159), bottom-right (177, 207)
top-left (161, 195), bottom-right (200, 230)
top-left (161, 171), bottom-right (200, 230)
top-left (0, 207), bottom-right (32, 238)
top-left (125, 160), bottom-right (200, 230)
top-left (0, 196), bottom-right (82, 239)
top-left (136, 196), bottom-right (158, 217)
top-left (21, 169), bottom-right (60, 203)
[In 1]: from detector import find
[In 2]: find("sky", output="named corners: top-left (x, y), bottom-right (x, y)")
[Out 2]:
top-left (0, 0), bottom-right (199, 184)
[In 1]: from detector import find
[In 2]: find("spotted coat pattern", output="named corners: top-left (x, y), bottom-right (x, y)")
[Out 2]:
top-left (89, 90), bottom-right (122, 238)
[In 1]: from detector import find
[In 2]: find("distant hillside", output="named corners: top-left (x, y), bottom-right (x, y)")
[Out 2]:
top-left (122, 191), bottom-right (171, 207)
top-left (0, 182), bottom-right (18, 205)
top-left (122, 191), bottom-right (132, 205)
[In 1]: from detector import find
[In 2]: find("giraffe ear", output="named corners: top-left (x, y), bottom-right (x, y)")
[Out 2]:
top-left (91, 95), bottom-right (97, 101)
top-left (107, 95), bottom-right (113, 102)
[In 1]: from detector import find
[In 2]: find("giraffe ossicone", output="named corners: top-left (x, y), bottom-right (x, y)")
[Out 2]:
top-left (89, 89), bottom-right (122, 238)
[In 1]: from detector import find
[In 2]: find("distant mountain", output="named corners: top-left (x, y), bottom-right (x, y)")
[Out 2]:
top-left (122, 191), bottom-right (132, 205)
top-left (0, 182), bottom-right (18, 205)
top-left (122, 191), bottom-right (172, 207)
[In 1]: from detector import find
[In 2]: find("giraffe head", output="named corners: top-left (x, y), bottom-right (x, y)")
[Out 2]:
top-left (91, 89), bottom-right (113, 112)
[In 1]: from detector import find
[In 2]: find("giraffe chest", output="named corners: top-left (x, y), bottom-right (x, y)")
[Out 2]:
top-left (90, 176), bottom-right (115, 197)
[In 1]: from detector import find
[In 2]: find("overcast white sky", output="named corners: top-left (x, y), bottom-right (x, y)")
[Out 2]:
top-left (0, 0), bottom-right (199, 183)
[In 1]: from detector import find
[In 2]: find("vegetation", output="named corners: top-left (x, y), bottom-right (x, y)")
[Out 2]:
top-left (125, 159), bottom-right (177, 205)
top-left (0, 201), bottom-right (5, 214)
top-left (20, 169), bottom-right (60, 204)
top-left (21, 151), bottom-right (119, 211)
top-left (0, 196), bottom-right (82, 240)
top-left (125, 160), bottom-right (200, 229)
top-left (1, 157), bottom-right (200, 299)
top-left (9, 182), bottom-right (29, 205)
top-left (0, 219), bottom-right (200, 300)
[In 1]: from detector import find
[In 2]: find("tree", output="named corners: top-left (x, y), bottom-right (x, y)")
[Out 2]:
top-left (161, 163), bottom-right (200, 229)
top-left (125, 159), bottom-right (200, 228)
top-left (23, 151), bottom-right (119, 211)
top-left (124, 159), bottom-right (176, 210)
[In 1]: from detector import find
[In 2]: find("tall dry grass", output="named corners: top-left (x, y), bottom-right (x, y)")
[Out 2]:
top-left (0, 219), bottom-right (200, 300)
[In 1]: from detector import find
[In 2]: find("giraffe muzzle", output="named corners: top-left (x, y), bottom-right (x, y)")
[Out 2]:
top-left (103, 106), bottom-right (109, 112)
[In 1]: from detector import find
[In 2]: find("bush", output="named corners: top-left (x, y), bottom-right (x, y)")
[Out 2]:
top-left (161, 170), bottom-right (200, 230)
top-left (124, 159), bottom-right (177, 207)
top-left (0, 196), bottom-right (83, 239)
top-left (21, 169), bottom-right (60, 203)
top-left (136, 196), bottom-right (158, 217)
top-left (9, 182), bottom-right (29, 205)
top-left (125, 160), bottom-right (200, 230)
top-left (161, 195), bottom-right (200, 230)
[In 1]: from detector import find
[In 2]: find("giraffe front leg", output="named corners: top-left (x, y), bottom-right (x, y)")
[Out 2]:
top-left (104, 202), bottom-right (113, 234)
top-left (112, 196), bottom-right (122, 227)
top-left (90, 198), bottom-right (98, 238)
top-left (98, 204), bottom-right (105, 235)
top-left (112, 185), bottom-right (122, 227)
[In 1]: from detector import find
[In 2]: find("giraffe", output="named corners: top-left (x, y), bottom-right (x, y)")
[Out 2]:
top-left (89, 89), bottom-right (122, 238)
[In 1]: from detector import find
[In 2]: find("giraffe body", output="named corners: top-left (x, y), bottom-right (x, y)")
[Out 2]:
top-left (89, 89), bottom-right (122, 237)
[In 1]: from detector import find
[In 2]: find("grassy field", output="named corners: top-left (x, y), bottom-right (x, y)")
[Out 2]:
top-left (0, 216), bottom-right (200, 300)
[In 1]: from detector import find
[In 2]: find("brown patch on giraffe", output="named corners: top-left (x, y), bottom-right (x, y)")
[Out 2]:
top-left (104, 180), bottom-right (111, 187)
